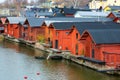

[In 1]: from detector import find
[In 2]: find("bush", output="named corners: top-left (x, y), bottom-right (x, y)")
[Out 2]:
top-left (0, 35), bottom-right (4, 41)
top-left (37, 34), bottom-right (45, 43)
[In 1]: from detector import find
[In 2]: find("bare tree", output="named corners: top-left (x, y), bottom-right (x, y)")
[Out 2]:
top-left (53, 0), bottom-right (90, 8)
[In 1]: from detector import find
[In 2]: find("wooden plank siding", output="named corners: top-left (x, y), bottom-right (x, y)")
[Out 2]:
top-left (80, 30), bottom-right (120, 68)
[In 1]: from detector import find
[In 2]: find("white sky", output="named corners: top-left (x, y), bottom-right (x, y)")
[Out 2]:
top-left (0, 0), bottom-right (32, 3)
top-left (0, 0), bottom-right (4, 3)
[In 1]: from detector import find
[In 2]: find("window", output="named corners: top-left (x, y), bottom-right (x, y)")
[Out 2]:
top-left (31, 29), bottom-right (33, 33)
top-left (66, 32), bottom-right (69, 35)
top-left (76, 44), bottom-right (78, 55)
top-left (30, 36), bottom-right (33, 40)
top-left (56, 32), bottom-right (59, 36)
top-left (66, 47), bottom-right (68, 50)
top-left (76, 33), bottom-right (78, 39)
top-left (49, 30), bottom-right (50, 34)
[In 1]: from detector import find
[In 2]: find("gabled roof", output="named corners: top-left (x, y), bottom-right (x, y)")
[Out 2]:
top-left (25, 11), bottom-right (35, 17)
top-left (74, 11), bottom-right (110, 18)
top-left (85, 29), bottom-right (120, 44)
top-left (54, 13), bottom-right (65, 17)
top-left (108, 6), bottom-right (120, 10)
top-left (26, 17), bottom-right (46, 27)
top-left (49, 21), bottom-right (120, 34)
top-left (52, 7), bottom-right (63, 13)
top-left (45, 17), bottom-right (112, 26)
top-left (25, 10), bottom-right (53, 17)
top-left (62, 8), bottom-right (79, 15)
top-left (36, 12), bottom-right (53, 16)
top-left (74, 22), bottom-right (120, 34)
top-left (6, 17), bottom-right (26, 24)
top-left (112, 12), bottom-right (120, 18)
top-left (31, 8), bottom-right (49, 12)
top-left (50, 22), bottom-right (74, 30)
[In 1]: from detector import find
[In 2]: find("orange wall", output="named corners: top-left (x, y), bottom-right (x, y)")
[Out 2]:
top-left (81, 33), bottom-right (120, 67)
top-left (83, 35), bottom-right (93, 57)
top-left (13, 24), bottom-right (19, 39)
top-left (97, 44), bottom-right (120, 67)
top-left (50, 27), bottom-right (83, 55)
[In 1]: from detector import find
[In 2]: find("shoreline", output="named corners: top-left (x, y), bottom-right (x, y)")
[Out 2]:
top-left (3, 36), bottom-right (120, 75)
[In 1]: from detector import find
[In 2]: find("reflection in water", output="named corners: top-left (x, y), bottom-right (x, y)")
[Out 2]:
top-left (0, 40), bottom-right (120, 80)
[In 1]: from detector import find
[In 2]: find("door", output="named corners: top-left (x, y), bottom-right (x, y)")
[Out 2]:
top-left (76, 44), bottom-right (78, 55)
top-left (55, 40), bottom-right (58, 49)
top-left (92, 49), bottom-right (95, 58)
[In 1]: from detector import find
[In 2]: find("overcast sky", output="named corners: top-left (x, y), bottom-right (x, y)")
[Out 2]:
top-left (0, 0), bottom-right (4, 3)
top-left (0, 0), bottom-right (32, 3)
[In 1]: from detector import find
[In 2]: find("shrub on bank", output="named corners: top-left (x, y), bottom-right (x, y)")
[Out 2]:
top-left (0, 35), bottom-right (4, 41)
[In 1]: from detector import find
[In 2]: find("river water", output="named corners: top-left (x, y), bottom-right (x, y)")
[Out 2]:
top-left (0, 40), bottom-right (120, 80)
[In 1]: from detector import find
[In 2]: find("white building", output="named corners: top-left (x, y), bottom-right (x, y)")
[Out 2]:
top-left (74, 11), bottom-right (110, 18)
top-left (89, 0), bottom-right (120, 9)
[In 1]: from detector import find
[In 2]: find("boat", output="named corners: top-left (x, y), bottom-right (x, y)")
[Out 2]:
top-left (50, 55), bottom-right (63, 60)
top-left (35, 56), bottom-right (46, 59)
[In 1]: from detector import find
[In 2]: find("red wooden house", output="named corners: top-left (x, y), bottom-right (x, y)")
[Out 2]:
top-left (107, 12), bottom-right (120, 23)
top-left (48, 22), bottom-right (120, 56)
top-left (80, 29), bottom-right (120, 68)
top-left (23, 18), bottom-right (45, 43)
top-left (5, 17), bottom-right (26, 39)
top-left (18, 22), bottom-right (27, 40)
top-left (48, 23), bottom-right (73, 50)
top-left (48, 22), bottom-right (85, 55)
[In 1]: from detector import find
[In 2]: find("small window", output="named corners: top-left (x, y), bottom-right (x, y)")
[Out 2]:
top-left (66, 32), bottom-right (69, 35)
top-left (49, 30), bottom-right (50, 34)
top-left (76, 33), bottom-right (78, 39)
top-left (66, 47), bottom-right (68, 50)
top-left (31, 29), bottom-right (33, 33)
top-left (56, 32), bottom-right (59, 36)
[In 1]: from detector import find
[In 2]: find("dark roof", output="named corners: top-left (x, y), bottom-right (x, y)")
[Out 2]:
top-left (50, 22), bottom-right (120, 34)
top-left (36, 12), bottom-right (53, 16)
top-left (51, 22), bottom-right (73, 30)
top-left (86, 29), bottom-right (120, 44)
top-left (112, 12), bottom-right (120, 18)
top-left (46, 17), bottom-right (112, 26)
top-left (54, 13), bottom-right (65, 17)
top-left (108, 6), bottom-right (120, 10)
top-left (62, 8), bottom-right (79, 15)
top-left (52, 7), bottom-right (63, 13)
top-left (30, 8), bottom-right (49, 12)
top-left (74, 22), bottom-right (120, 34)
top-left (26, 17), bottom-right (46, 27)
top-left (25, 10), bottom-right (53, 17)
top-left (25, 11), bottom-right (35, 17)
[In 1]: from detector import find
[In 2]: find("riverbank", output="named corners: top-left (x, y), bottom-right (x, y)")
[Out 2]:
top-left (4, 36), bottom-right (120, 75)
top-left (0, 35), bottom-right (4, 41)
